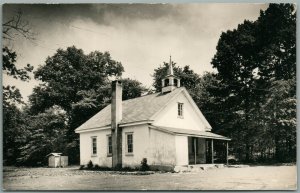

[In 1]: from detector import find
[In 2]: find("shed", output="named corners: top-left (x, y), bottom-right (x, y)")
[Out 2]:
top-left (46, 153), bottom-right (68, 168)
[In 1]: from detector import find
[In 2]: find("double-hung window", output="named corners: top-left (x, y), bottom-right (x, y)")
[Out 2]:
top-left (107, 135), bottom-right (112, 156)
top-left (126, 133), bottom-right (133, 155)
top-left (91, 136), bottom-right (97, 156)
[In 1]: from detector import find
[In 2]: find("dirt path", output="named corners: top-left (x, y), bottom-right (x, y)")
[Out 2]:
top-left (3, 165), bottom-right (297, 190)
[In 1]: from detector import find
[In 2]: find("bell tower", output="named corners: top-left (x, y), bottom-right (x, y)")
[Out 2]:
top-left (161, 56), bottom-right (181, 93)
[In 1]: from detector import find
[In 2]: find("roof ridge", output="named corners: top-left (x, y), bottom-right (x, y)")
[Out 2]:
top-left (122, 87), bottom-right (184, 102)
top-left (75, 87), bottom-right (186, 132)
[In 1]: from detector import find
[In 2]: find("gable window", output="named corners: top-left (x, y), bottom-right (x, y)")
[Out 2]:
top-left (126, 133), bottom-right (133, 155)
top-left (91, 136), bottom-right (97, 156)
top-left (178, 103), bottom-right (184, 117)
top-left (107, 135), bottom-right (112, 156)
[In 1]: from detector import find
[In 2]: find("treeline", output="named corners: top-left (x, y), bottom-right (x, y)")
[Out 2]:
top-left (3, 3), bottom-right (296, 165)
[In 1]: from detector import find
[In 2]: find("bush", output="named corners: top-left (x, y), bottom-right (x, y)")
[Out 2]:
top-left (140, 158), bottom-right (150, 171)
top-left (94, 164), bottom-right (100, 170)
top-left (87, 160), bottom-right (93, 169)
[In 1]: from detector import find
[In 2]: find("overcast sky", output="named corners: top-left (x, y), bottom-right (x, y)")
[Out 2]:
top-left (3, 3), bottom-right (268, 103)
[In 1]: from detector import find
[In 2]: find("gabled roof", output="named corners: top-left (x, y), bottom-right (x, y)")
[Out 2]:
top-left (46, 153), bottom-right (62, 157)
top-left (75, 87), bottom-right (185, 132)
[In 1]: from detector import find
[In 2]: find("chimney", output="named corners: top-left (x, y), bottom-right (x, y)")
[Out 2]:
top-left (111, 80), bottom-right (122, 168)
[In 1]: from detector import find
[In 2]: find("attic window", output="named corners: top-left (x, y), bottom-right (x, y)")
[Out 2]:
top-left (178, 103), bottom-right (184, 118)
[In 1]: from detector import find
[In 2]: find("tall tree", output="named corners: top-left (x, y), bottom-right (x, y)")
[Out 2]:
top-left (152, 61), bottom-right (201, 92)
top-left (28, 46), bottom-right (147, 163)
top-left (17, 106), bottom-right (68, 166)
top-left (211, 3), bottom-right (296, 162)
top-left (2, 11), bottom-right (34, 165)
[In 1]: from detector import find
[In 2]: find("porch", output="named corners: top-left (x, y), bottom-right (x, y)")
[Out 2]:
top-left (188, 137), bottom-right (230, 165)
top-left (149, 125), bottom-right (231, 166)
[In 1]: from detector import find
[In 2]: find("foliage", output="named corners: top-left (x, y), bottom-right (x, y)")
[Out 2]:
top-left (121, 78), bottom-right (147, 100)
top-left (152, 62), bottom-right (200, 92)
top-left (3, 104), bottom-right (29, 165)
top-left (27, 46), bottom-right (147, 164)
top-left (3, 47), bottom-right (34, 81)
top-left (17, 106), bottom-right (68, 166)
top-left (3, 86), bottom-right (24, 107)
top-left (87, 160), bottom-right (94, 169)
top-left (140, 158), bottom-right (150, 171)
top-left (211, 3), bottom-right (296, 162)
top-left (2, 11), bottom-right (34, 166)
top-left (31, 46), bottom-right (123, 114)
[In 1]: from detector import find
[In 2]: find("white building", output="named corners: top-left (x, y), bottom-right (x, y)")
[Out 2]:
top-left (75, 57), bottom-right (230, 170)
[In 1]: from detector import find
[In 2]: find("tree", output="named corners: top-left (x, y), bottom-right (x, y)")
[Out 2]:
top-left (30, 46), bottom-right (123, 114)
top-left (3, 104), bottom-right (29, 165)
top-left (17, 106), bottom-right (68, 166)
top-left (152, 61), bottom-right (201, 92)
top-left (3, 10), bottom-right (35, 41)
top-left (211, 3), bottom-right (296, 162)
top-left (2, 11), bottom-right (34, 166)
top-left (260, 79), bottom-right (296, 162)
top-left (28, 46), bottom-right (148, 163)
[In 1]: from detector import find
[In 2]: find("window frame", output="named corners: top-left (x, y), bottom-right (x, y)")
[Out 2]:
top-left (107, 134), bottom-right (112, 157)
top-left (91, 136), bottom-right (97, 156)
top-left (178, 102), bottom-right (184, 118)
top-left (125, 132), bottom-right (134, 155)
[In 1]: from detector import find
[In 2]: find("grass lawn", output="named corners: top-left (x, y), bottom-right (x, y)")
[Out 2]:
top-left (3, 165), bottom-right (297, 190)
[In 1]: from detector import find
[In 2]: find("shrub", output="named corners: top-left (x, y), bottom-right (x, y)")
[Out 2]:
top-left (140, 158), bottom-right (150, 171)
top-left (87, 160), bottom-right (93, 169)
top-left (94, 164), bottom-right (100, 170)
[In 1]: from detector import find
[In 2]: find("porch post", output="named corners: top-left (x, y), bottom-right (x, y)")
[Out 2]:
top-left (211, 139), bottom-right (214, 164)
top-left (194, 138), bottom-right (197, 165)
top-left (226, 141), bottom-right (229, 166)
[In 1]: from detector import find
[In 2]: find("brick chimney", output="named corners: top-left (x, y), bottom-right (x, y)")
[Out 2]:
top-left (111, 80), bottom-right (122, 168)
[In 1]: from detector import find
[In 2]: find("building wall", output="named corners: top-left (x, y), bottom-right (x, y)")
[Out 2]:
top-left (122, 125), bottom-right (150, 168)
top-left (175, 135), bottom-right (189, 165)
top-left (153, 92), bottom-right (207, 131)
top-left (48, 156), bottom-right (56, 167)
top-left (79, 124), bottom-right (193, 168)
top-left (79, 129), bottom-right (112, 167)
top-left (148, 128), bottom-right (176, 167)
top-left (79, 125), bottom-right (150, 168)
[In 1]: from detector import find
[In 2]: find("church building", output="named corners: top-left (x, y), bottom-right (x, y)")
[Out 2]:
top-left (75, 57), bottom-right (230, 170)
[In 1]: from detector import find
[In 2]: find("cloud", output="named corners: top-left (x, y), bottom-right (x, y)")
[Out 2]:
top-left (2, 3), bottom-right (268, 103)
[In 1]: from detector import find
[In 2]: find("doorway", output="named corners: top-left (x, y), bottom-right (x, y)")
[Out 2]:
top-left (188, 137), bottom-right (206, 164)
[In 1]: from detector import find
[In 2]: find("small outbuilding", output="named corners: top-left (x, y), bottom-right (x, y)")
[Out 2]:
top-left (46, 153), bottom-right (68, 168)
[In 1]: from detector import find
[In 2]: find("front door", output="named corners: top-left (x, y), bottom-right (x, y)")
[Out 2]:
top-left (188, 137), bottom-right (206, 164)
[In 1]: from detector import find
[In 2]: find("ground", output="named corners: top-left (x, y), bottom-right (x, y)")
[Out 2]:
top-left (3, 165), bottom-right (297, 190)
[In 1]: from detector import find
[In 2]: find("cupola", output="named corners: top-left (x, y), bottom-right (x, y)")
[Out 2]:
top-left (161, 56), bottom-right (181, 93)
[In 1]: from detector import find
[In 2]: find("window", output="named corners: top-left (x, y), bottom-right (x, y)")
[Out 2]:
top-left (174, 79), bottom-right (178, 86)
top-left (107, 135), bottom-right (112, 156)
top-left (178, 103), bottom-right (184, 117)
top-left (91, 136), bottom-right (97, 156)
top-left (165, 79), bottom-right (169, 86)
top-left (126, 133), bottom-right (133, 154)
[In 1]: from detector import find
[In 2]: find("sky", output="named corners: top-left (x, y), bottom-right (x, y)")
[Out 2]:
top-left (3, 3), bottom-right (268, 103)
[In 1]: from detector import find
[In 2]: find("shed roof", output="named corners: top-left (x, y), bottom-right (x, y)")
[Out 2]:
top-left (150, 125), bottom-right (231, 141)
top-left (75, 87), bottom-right (185, 132)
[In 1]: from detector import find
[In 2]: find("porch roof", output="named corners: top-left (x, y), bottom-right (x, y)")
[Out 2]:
top-left (150, 125), bottom-right (231, 141)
